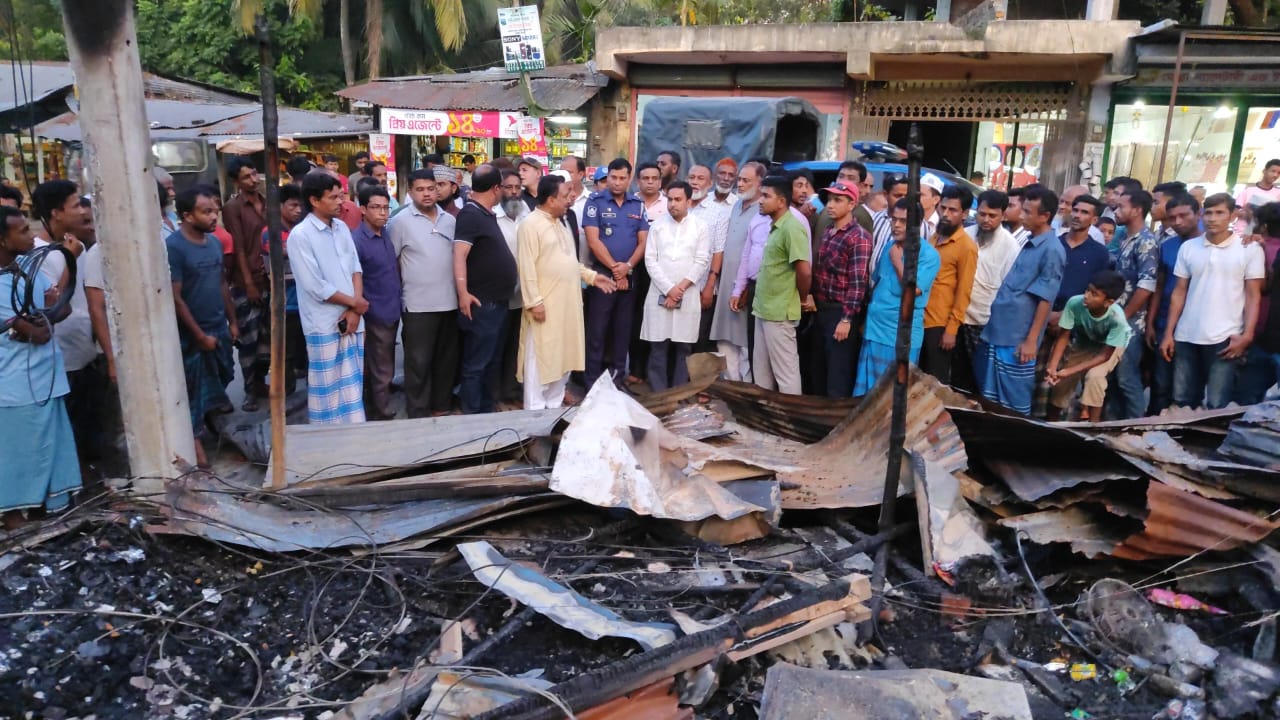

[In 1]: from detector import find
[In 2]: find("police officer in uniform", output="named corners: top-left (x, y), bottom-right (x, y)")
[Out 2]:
top-left (581, 158), bottom-right (649, 390)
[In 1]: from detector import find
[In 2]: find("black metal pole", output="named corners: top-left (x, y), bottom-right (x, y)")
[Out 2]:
top-left (1007, 118), bottom-right (1020, 193)
top-left (868, 123), bottom-right (924, 632)
top-left (256, 15), bottom-right (286, 489)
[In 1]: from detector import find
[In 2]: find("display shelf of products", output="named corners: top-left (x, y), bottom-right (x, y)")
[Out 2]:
top-left (545, 125), bottom-right (587, 161)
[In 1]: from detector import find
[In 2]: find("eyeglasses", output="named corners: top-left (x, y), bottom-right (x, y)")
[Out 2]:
top-left (501, 184), bottom-right (522, 192)
top-left (365, 204), bottom-right (390, 212)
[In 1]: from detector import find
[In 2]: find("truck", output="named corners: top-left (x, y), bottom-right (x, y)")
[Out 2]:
top-left (636, 96), bottom-right (823, 171)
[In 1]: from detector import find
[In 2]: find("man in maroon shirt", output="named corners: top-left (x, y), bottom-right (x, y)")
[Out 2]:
top-left (221, 157), bottom-right (269, 410)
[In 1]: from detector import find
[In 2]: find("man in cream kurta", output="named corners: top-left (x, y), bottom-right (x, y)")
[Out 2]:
top-left (641, 182), bottom-right (711, 391)
top-left (517, 176), bottom-right (616, 409)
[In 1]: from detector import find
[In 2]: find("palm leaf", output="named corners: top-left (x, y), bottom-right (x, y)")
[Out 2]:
top-left (430, 0), bottom-right (468, 52)
top-left (230, 0), bottom-right (262, 34)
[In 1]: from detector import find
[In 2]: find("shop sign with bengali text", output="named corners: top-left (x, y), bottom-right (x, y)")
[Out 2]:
top-left (368, 133), bottom-right (397, 196)
top-left (513, 116), bottom-right (547, 158)
top-left (497, 5), bottom-right (545, 73)
top-left (381, 108), bottom-right (533, 139)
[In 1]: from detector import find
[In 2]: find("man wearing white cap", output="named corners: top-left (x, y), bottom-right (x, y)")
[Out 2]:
top-left (434, 167), bottom-right (462, 217)
top-left (920, 173), bottom-right (944, 239)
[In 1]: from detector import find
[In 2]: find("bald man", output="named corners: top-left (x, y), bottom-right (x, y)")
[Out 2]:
top-left (1054, 184), bottom-right (1104, 244)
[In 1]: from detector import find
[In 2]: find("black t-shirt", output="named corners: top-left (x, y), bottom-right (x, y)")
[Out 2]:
top-left (455, 200), bottom-right (517, 304)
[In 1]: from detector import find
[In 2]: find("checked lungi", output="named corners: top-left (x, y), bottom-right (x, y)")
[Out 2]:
top-left (305, 332), bottom-right (366, 424)
top-left (182, 329), bottom-right (235, 438)
top-left (976, 341), bottom-right (1036, 416)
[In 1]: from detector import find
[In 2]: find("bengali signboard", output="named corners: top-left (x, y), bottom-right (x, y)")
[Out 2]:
top-left (368, 132), bottom-right (397, 197)
top-left (497, 5), bottom-right (545, 73)
top-left (380, 108), bottom-right (532, 139)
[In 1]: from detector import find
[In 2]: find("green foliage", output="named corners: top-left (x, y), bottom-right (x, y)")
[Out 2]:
top-left (135, 0), bottom-right (343, 110)
top-left (0, 0), bottom-right (66, 61)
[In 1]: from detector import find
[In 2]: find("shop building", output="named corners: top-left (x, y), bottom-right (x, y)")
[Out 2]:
top-left (1103, 25), bottom-right (1280, 195)
top-left (0, 60), bottom-right (254, 191)
top-left (593, 16), bottom-right (1137, 190)
top-left (336, 64), bottom-right (609, 188)
top-left (34, 99), bottom-right (371, 195)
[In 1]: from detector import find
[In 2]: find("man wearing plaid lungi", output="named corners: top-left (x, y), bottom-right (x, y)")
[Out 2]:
top-left (289, 172), bottom-right (368, 425)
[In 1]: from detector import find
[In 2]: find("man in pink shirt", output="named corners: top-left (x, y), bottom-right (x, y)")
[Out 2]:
top-left (1235, 158), bottom-right (1280, 235)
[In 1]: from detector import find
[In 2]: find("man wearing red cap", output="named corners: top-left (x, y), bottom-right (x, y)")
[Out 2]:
top-left (712, 159), bottom-right (738, 208)
top-left (806, 181), bottom-right (873, 397)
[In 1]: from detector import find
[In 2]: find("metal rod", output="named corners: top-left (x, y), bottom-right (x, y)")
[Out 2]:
top-left (869, 122), bottom-right (924, 627)
top-left (256, 16), bottom-right (287, 490)
top-left (1007, 118), bottom-right (1020, 193)
top-left (1156, 30), bottom-right (1186, 184)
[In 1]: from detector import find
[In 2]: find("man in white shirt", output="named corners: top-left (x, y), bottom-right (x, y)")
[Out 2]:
top-left (387, 169), bottom-right (459, 417)
top-left (559, 155), bottom-right (590, 261)
top-left (30, 182), bottom-right (113, 469)
top-left (641, 182), bottom-right (711, 391)
top-left (688, 164), bottom-right (730, 351)
top-left (289, 173), bottom-right (368, 425)
top-left (1006, 187), bottom-right (1031, 247)
top-left (1160, 193), bottom-right (1266, 409)
top-left (954, 190), bottom-right (1019, 392)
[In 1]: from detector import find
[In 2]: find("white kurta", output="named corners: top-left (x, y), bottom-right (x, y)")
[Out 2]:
top-left (641, 213), bottom-right (711, 344)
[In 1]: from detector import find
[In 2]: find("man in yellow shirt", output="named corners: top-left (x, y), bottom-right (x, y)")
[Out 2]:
top-left (516, 175), bottom-right (617, 409)
top-left (920, 185), bottom-right (978, 385)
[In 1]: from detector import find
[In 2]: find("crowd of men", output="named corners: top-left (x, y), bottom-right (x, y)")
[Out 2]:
top-left (3, 149), bottom-right (1279, 527)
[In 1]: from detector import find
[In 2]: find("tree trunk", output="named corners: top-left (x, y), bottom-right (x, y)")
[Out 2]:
top-left (365, 0), bottom-right (383, 79)
top-left (1228, 0), bottom-right (1262, 26)
top-left (339, 0), bottom-right (355, 85)
top-left (59, 0), bottom-right (197, 489)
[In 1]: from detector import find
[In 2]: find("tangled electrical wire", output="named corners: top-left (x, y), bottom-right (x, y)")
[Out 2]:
top-left (2, 242), bottom-right (78, 405)
top-left (2, 242), bottom-right (77, 329)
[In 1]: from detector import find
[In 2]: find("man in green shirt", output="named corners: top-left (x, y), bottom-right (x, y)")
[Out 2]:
top-left (752, 175), bottom-right (813, 394)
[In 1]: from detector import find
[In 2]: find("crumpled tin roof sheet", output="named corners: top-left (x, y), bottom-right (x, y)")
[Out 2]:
top-left (337, 64), bottom-right (606, 111)
top-left (0, 61), bottom-right (76, 111)
top-left (1112, 481), bottom-right (1280, 560)
top-left (741, 369), bottom-right (978, 510)
top-left (35, 102), bottom-right (371, 144)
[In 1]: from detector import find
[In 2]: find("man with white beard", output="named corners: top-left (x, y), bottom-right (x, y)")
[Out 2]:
top-left (688, 164), bottom-right (730, 350)
top-left (495, 170), bottom-right (531, 406)
top-left (712, 158), bottom-right (739, 209)
top-left (710, 161), bottom-right (768, 381)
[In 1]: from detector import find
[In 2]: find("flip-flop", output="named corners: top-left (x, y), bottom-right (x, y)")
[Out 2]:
top-left (241, 398), bottom-right (259, 412)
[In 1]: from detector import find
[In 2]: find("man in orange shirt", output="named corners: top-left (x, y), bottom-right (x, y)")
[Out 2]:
top-left (920, 184), bottom-right (978, 385)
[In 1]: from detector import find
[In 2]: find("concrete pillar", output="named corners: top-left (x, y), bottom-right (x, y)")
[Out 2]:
top-left (1086, 0), bottom-right (1118, 21)
top-left (61, 0), bottom-right (197, 492)
top-left (935, 0), bottom-right (952, 22)
top-left (1202, 0), bottom-right (1228, 25)
top-left (904, 1), bottom-right (919, 21)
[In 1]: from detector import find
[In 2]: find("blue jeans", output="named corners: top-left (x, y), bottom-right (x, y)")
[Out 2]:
top-left (1172, 340), bottom-right (1237, 409)
top-left (457, 301), bottom-right (508, 414)
top-left (1107, 332), bottom-right (1147, 419)
top-left (1233, 344), bottom-right (1280, 405)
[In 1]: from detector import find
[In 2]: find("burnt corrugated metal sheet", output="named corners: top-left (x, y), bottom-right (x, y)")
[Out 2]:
top-left (337, 64), bottom-right (606, 111)
top-left (742, 369), bottom-right (978, 510)
top-left (706, 381), bottom-right (858, 442)
top-left (1111, 481), bottom-right (1280, 560)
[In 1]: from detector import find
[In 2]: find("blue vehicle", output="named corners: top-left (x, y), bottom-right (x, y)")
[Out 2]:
top-left (782, 160), bottom-right (983, 200)
top-left (782, 142), bottom-right (983, 202)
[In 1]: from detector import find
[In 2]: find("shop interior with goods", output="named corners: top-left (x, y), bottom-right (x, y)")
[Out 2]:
top-left (1106, 95), bottom-right (1280, 195)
